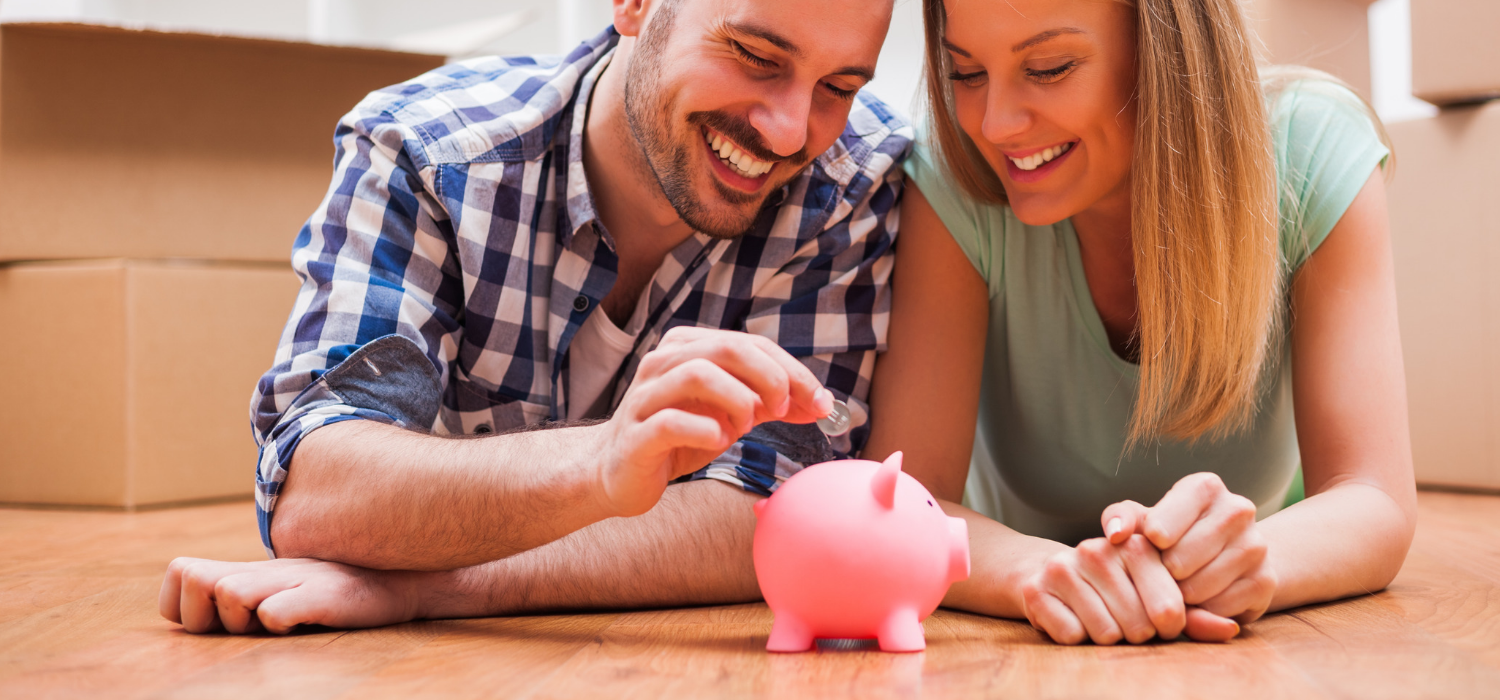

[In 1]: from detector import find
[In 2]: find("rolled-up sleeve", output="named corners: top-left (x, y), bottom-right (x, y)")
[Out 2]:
top-left (250, 105), bottom-right (463, 556)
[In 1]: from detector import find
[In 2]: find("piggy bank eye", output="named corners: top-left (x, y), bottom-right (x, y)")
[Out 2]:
top-left (927, 500), bottom-right (934, 507)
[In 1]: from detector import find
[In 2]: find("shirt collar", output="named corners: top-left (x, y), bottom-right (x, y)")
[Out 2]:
top-left (560, 47), bottom-right (614, 250)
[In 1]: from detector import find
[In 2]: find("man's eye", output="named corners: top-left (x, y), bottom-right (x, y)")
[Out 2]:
top-left (732, 40), bottom-right (775, 69)
top-left (823, 82), bottom-right (857, 100)
top-left (1025, 62), bottom-right (1077, 83)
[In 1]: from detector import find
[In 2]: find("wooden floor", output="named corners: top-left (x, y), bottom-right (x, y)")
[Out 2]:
top-left (1, 491), bottom-right (1496, 699)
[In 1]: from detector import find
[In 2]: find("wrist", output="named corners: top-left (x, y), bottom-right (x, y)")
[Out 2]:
top-left (580, 420), bottom-right (631, 519)
top-left (405, 566), bottom-right (493, 620)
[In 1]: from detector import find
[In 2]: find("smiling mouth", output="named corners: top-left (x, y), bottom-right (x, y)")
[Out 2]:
top-left (704, 128), bottom-right (774, 179)
top-left (1008, 142), bottom-right (1075, 171)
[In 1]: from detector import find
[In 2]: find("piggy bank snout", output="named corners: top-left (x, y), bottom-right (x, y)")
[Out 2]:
top-left (946, 516), bottom-right (971, 584)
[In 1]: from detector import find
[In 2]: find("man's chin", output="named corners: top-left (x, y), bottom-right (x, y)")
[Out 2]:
top-left (670, 180), bottom-right (769, 239)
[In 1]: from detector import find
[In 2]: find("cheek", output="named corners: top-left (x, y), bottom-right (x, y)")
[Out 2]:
top-left (806, 100), bottom-right (855, 157)
top-left (952, 87), bottom-right (987, 141)
top-left (951, 88), bottom-right (1006, 170)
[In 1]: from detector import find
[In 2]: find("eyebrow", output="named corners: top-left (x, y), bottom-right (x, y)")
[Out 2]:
top-left (942, 27), bottom-right (1087, 58)
top-left (728, 21), bottom-right (876, 83)
top-left (1011, 27), bottom-right (1085, 52)
top-left (728, 21), bottom-right (802, 57)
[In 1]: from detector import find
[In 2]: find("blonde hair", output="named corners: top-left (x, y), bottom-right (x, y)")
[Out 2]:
top-left (921, 0), bottom-right (1380, 446)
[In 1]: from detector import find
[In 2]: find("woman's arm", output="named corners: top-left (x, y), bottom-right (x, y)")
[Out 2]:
top-left (1266, 169), bottom-right (1417, 610)
top-left (1107, 170), bottom-right (1418, 619)
top-left (864, 182), bottom-right (1055, 618)
top-left (865, 183), bottom-right (1217, 643)
top-left (862, 184), bottom-right (989, 500)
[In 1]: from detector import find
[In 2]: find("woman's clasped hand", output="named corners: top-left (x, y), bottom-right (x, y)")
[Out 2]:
top-left (1021, 473), bottom-right (1276, 644)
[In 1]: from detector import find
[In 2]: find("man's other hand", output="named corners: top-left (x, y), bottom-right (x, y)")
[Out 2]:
top-left (160, 557), bottom-right (420, 634)
top-left (597, 328), bottom-right (835, 517)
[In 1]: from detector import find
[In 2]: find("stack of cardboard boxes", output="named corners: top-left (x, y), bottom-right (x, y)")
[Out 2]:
top-left (0, 23), bottom-right (443, 507)
top-left (1388, 1), bottom-right (1500, 492)
top-left (1243, 0), bottom-right (1376, 98)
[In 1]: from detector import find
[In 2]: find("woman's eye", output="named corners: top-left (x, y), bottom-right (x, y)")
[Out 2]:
top-left (1025, 62), bottom-right (1077, 83)
top-left (732, 40), bottom-right (775, 69)
top-left (946, 69), bottom-right (987, 87)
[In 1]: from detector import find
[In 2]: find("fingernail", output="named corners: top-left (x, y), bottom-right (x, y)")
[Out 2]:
top-left (815, 388), bottom-right (834, 414)
top-left (1106, 517), bottom-right (1122, 539)
top-left (776, 395), bottom-right (790, 417)
top-left (1230, 621), bottom-right (1241, 637)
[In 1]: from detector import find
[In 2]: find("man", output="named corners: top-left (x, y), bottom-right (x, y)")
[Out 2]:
top-left (161, 0), bottom-right (908, 633)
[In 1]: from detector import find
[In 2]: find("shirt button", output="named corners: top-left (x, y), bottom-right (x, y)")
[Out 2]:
top-left (573, 295), bottom-right (590, 313)
top-left (474, 424), bottom-right (492, 435)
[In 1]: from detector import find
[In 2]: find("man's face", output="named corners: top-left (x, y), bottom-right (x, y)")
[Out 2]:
top-left (624, 0), bottom-right (891, 238)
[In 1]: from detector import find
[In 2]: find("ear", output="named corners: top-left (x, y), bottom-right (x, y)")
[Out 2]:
top-left (871, 451), bottom-right (902, 509)
top-left (612, 0), bottom-right (653, 38)
top-left (753, 498), bottom-right (769, 518)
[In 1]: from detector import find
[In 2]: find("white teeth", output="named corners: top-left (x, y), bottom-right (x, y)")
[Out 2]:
top-left (706, 128), bottom-right (771, 178)
top-left (1009, 142), bottom-right (1073, 171)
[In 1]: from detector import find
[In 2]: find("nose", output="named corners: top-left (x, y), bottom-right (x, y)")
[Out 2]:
top-left (747, 82), bottom-right (812, 158)
top-left (947, 517), bottom-right (971, 584)
top-left (979, 81), bottom-right (1033, 146)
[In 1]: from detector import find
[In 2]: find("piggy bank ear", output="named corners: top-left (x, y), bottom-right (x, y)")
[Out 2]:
top-left (872, 451), bottom-right (903, 509)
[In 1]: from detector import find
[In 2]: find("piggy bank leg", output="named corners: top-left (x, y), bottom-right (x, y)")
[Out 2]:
top-left (876, 608), bottom-right (925, 652)
top-left (766, 614), bottom-right (816, 652)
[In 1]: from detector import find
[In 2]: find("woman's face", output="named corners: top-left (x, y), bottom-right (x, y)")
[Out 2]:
top-left (941, 0), bottom-right (1137, 226)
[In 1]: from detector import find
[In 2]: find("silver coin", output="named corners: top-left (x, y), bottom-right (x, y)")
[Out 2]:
top-left (816, 399), bottom-right (852, 437)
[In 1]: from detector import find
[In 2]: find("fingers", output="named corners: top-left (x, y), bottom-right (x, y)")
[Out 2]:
top-left (1195, 566), bottom-right (1277, 623)
top-left (1142, 473), bottom-right (1224, 551)
top-left (1101, 500), bottom-right (1149, 545)
top-left (214, 570), bottom-right (309, 634)
top-left (255, 588), bottom-right (326, 635)
top-left (1118, 535), bottom-right (1188, 640)
top-left (1042, 555), bottom-right (1126, 645)
top-left (631, 409), bottom-right (733, 473)
top-left (1074, 538), bottom-right (1157, 644)
top-left (255, 570), bottom-right (394, 634)
top-left (176, 559), bottom-right (268, 633)
top-left (645, 328), bottom-right (832, 425)
top-left (1183, 606), bottom-right (1241, 642)
top-left (1177, 530), bottom-right (1267, 605)
top-left (626, 359), bottom-right (761, 437)
top-left (1022, 587), bottom-right (1088, 645)
top-left (160, 557), bottom-right (197, 623)
top-left (1160, 491), bottom-right (1258, 582)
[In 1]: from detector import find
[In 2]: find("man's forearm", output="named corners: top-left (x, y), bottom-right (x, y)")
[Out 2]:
top-left (272, 420), bottom-right (617, 571)
top-left (415, 480), bottom-right (762, 617)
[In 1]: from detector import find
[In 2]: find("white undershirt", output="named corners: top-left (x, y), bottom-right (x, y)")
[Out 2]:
top-left (566, 287), bottom-right (651, 421)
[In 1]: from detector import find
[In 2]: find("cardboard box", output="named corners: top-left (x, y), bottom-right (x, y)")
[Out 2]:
top-left (1410, 0), bottom-right (1500, 105)
top-left (1241, 0), bottom-right (1372, 99)
top-left (0, 259), bottom-right (301, 507)
top-left (1387, 102), bottom-right (1500, 491)
top-left (0, 23), bottom-right (445, 262)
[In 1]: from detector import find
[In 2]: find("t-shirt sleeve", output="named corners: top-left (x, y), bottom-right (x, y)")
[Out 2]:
top-left (1271, 80), bottom-right (1391, 270)
top-left (903, 136), bottom-right (1000, 292)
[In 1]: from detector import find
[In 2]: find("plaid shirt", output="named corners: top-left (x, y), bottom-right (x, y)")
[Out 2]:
top-left (250, 27), bottom-right (912, 555)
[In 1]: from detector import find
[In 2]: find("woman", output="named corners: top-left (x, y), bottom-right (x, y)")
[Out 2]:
top-left (863, 0), bottom-right (1415, 645)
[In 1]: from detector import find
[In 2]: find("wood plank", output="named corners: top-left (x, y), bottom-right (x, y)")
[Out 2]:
top-left (337, 615), bottom-right (621, 700)
top-left (0, 493), bottom-right (1494, 698)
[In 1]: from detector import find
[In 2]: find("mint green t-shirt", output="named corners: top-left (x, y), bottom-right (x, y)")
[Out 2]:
top-left (903, 80), bottom-right (1389, 544)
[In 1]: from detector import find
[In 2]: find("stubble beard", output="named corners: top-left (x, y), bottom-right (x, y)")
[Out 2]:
top-left (622, 6), bottom-right (770, 239)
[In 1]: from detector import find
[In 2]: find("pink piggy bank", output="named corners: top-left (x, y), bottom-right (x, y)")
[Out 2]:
top-left (752, 451), bottom-right (970, 652)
